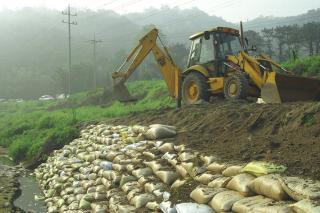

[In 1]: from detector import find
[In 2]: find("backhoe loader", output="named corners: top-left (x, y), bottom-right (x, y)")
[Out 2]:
top-left (112, 27), bottom-right (320, 106)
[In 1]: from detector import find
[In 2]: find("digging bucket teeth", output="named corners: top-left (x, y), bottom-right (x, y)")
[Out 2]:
top-left (261, 72), bottom-right (320, 103)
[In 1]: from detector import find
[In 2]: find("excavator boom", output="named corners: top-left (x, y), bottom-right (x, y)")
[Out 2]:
top-left (112, 28), bottom-right (182, 103)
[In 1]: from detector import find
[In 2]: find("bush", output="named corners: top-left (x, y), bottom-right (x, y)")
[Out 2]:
top-left (38, 116), bottom-right (55, 129)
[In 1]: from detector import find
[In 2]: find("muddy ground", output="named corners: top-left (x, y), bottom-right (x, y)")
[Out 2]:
top-left (109, 100), bottom-right (320, 180)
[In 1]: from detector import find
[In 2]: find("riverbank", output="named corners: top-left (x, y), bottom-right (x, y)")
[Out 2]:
top-left (0, 146), bottom-right (24, 212)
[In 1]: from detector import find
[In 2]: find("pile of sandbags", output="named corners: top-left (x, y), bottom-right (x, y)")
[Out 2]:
top-left (34, 123), bottom-right (320, 213)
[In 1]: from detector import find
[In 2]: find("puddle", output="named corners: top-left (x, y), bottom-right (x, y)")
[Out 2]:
top-left (13, 176), bottom-right (47, 213)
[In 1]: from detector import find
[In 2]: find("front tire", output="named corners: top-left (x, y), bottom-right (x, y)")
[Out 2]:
top-left (182, 72), bottom-right (209, 104)
top-left (224, 72), bottom-right (249, 100)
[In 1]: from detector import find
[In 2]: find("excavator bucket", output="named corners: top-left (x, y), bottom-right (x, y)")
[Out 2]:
top-left (261, 72), bottom-right (320, 103)
top-left (113, 82), bottom-right (137, 102)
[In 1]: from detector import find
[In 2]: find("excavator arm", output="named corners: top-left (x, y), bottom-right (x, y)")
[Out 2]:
top-left (112, 28), bottom-right (182, 106)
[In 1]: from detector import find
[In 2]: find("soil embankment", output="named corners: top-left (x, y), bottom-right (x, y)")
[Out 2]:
top-left (109, 101), bottom-right (320, 179)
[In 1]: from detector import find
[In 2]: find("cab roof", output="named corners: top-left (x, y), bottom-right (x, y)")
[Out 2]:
top-left (189, 27), bottom-right (240, 40)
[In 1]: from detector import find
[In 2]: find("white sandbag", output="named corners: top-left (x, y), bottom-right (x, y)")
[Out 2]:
top-left (144, 125), bottom-right (176, 140)
top-left (146, 201), bottom-right (160, 210)
top-left (278, 177), bottom-right (320, 201)
top-left (232, 195), bottom-right (274, 213)
top-left (130, 193), bottom-right (156, 208)
top-left (175, 203), bottom-right (214, 213)
top-left (171, 179), bottom-right (187, 189)
top-left (208, 176), bottom-right (232, 188)
top-left (290, 199), bottom-right (320, 213)
top-left (150, 124), bottom-right (176, 131)
top-left (132, 167), bottom-right (153, 178)
top-left (226, 173), bottom-right (256, 196)
top-left (160, 201), bottom-right (177, 213)
top-left (194, 173), bottom-right (221, 185)
top-left (121, 181), bottom-right (140, 193)
top-left (158, 143), bottom-right (175, 153)
top-left (242, 161), bottom-right (287, 177)
top-left (222, 165), bottom-right (244, 177)
top-left (200, 156), bottom-right (218, 166)
top-left (99, 161), bottom-right (113, 170)
top-left (207, 162), bottom-right (228, 173)
top-left (144, 182), bottom-right (166, 193)
top-left (190, 186), bottom-right (226, 204)
top-left (175, 164), bottom-right (189, 178)
top-left (119, 175), bottom-right (137, 187)
top-left (209, 190), bottom-right (244, 212)
top-left (249, 174), bottom-right (289, 201)
top-left (254, 202), bottom-right (294, 213)
top-left (178, 152), bottom-right (198, 162)
top-left (156, 170), bottom-right (179, 185)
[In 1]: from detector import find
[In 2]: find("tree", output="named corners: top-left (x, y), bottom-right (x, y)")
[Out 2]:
top-left (261, 28), bottom-right (275, 57)
top-left (244, 30), bottom-right (264, 53)
top-left (274, 26), bottom-right (287, 61)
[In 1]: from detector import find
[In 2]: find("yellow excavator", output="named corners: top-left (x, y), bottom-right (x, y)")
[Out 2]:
top-left (112, 26), bottom-right (320, 107)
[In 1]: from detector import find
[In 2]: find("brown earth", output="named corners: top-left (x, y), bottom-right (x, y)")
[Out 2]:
top-left (109, 101), bottom-right (320, 180)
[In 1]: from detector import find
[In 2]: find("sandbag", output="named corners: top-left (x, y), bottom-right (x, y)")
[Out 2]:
top-left (144, 182), bottom-right (166, 193)
top-left (175, 164), bottom-right (189, 178)
top-left (190, 186), bottom-right (226, 204)
top-left (249, 174), bottom-right (289, 201)
top-left (158, 143), bottom-right (175, 153)
top-left (194, 173), bottom-right (221, 185)
top-left (242, 161), bottom-right (287, 177)
top-left (144, 125), bottom-right (176, 140)
top-left (208, 176), bottom-right (232, 188)
top-left (222, 165), bottom-right (244, 177)
top-left (130, 193), bottom-right (156, 208)
top-left (79, 197), bottom-right (91, 210)
top-left (156, 170), bottom-right (179, 185)
top-left (200, 155), bottom-right (218, 166)
top-left (278, 177), bottom-right (320, 201)
top-left (209, 190), bottom-right (244, 212)
top-left (253, 202), bottom-right (294, 213)
top-left (175, 203), bottom-right (214, 213)
top-left (146, 201), bottom-right (160, 210)
top-left (171, 179), bottom-right (187, 189)
top-left (226, 173), bottom-right (256, 196)
top-left (132, 167), bottom-right (153, 178)
top-left (207, 162), bottom-right (228, 173)
top-left (232, 195), bottom-right (274, 213)
top-left (178, 152), bottom-right (198, 162)
top-left (121, 181), bottom-right (140, 193)
top-left (290, 199), bottom-right (320, 213)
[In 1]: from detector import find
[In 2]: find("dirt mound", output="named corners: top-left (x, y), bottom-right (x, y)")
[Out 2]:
top-left (109, 101), bottom-right (320, 179)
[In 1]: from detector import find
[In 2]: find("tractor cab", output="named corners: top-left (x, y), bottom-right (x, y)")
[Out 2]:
top-left (187, 27), bottom-right (243, 77)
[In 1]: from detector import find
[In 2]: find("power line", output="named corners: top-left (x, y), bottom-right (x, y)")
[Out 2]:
top-left (62, 4), bottom-right (77, 96)
top-left (88, 33), bottom-right (103, 89)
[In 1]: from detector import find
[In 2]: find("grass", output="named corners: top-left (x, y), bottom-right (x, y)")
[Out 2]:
top-left (282, 55), bottom-right (320, 76)
top-left (0, 80), bottom-right (174, 163)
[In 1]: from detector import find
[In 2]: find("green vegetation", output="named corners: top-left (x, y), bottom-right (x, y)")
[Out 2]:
top-left (0, 80), bottom-right (174, 163)
top-left (283, 56), bottom-right (320, 76)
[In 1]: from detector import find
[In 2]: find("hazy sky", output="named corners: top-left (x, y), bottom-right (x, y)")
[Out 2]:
top-left (1, 0), bottom-right (320, 22)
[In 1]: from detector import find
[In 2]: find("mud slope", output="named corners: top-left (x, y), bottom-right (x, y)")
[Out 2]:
top-left (109, 101), bottom-right (320, 179)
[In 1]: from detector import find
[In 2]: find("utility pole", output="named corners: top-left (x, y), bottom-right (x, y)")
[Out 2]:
top-left (62, 4), bottom-right (77, 96)
top-left (89, 33), bottom-right (103, 89)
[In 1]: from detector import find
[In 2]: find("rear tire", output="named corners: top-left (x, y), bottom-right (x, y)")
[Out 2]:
top-left (224, 72), bottom-right (249, 100)
top-left (182, 72), bottom-right (209, 104)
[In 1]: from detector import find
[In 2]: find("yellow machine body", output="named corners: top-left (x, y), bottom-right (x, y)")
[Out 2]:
top-left (112, 27), bottom-right (320, 105)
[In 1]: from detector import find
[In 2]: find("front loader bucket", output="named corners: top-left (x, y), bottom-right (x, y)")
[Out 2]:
top-left (113, 82), bottom-right (137, 102)
top-left (261, 72), bottom-right (320, 103)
